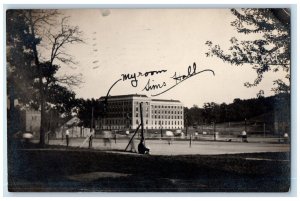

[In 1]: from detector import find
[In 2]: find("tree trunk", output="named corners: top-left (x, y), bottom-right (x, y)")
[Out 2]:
top-left (29, 11), bottom-right (45, 147)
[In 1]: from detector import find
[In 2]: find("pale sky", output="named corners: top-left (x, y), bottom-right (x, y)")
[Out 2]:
top-left (46, 9), bottom-right (288, 107)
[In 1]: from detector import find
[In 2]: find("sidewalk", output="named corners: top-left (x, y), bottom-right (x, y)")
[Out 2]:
top-left (43, 138), bottom-right (290, 156)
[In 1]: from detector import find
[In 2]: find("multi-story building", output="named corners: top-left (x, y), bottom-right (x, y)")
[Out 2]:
top-left (97, 94), bottom-right (184, 130)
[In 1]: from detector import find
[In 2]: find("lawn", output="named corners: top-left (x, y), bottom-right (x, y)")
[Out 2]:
top-left (7, 144), bottom-right (290, 192)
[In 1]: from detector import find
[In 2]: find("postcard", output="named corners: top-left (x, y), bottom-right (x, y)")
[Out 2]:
top-left (6, 8), bottom-right (291, 192)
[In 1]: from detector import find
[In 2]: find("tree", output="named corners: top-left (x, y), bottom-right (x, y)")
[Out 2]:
top-left (7, 10), bottom-right (39, 108)
top-left (205, 9), bottom-right (290, 94)
top-left (7, 10), bottom-right (84, 146)
top-left (76, 98), bottom-right (104, 128)
top-left (6, 10), bottom-right (39, 138)
top-left (202, 102), bottom-right (220, 123)
top-left (46, 84), bottom-right (77, 116)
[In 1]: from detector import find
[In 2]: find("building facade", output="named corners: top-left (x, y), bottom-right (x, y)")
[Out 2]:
top-left (20, 109), bottom-right (41, 139)
top-left (97, 94), bottom-right (184, 130)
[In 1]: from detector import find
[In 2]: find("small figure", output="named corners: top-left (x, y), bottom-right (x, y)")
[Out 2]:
top-left (126, 131), bottom-right (136, 153)
top-left (65, 129), bottom-right (70, 147)
top-left (194, 132), bottom-right (199, 140)
top-left (103, 131), bottom-right (112, 148)
top-left (242, 130), bottom-right (248, 143)
top-left (138, 141), bottom-right (150, 154)
top-left (88, 134), bottom-right (93, 148)
top-left (283, 133), bottom-right (289, 144)
top-left (166, 131), bottom-right (174, 145)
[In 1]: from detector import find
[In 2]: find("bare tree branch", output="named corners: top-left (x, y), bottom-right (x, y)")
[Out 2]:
top-left (56, 73), bottom-right (84, 88)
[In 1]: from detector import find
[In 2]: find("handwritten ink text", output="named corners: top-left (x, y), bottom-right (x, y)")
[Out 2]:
top-left (121, 69), bottom-right (167, 87)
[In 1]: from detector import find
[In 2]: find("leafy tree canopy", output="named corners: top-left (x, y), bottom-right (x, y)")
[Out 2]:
top-left (205, 9), bottom-right (290, 94)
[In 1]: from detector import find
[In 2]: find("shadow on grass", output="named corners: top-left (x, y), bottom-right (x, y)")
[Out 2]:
top-left (7, 143), bottom-right (290, 192)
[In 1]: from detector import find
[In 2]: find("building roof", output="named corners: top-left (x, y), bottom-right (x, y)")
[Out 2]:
top-left (151, 99), bottom-right (181, 103)
top-left (99, 94), bottom-right (181, 103)
top-left (99, 94), bottom-right (148, 100)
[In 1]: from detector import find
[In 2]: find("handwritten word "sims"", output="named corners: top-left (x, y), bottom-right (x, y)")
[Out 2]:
top-left (121, 70), bottom-right (167, 87)
top-left (142, 79), bottom-right (167, 92)
top-left (151, 62), bottom-right (215, 97)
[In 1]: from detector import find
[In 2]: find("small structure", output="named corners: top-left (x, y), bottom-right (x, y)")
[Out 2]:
top-left (20, 109), bottom-right (41, 139)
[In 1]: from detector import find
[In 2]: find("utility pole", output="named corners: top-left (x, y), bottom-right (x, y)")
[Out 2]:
top-left (90, 107), bottom-right (94, 132)
top-left (189, 131), bottom-right (192, 147)
top-left (140, 102), bottom-right (144, 142)
top-left (263, 123), bottom-right (266, 138)
top-left (184, 109), bottom-right (188, 138)
top-left (213, 122), bottom-right (216, 141)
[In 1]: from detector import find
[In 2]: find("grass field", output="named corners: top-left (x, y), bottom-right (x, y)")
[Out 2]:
top-left (7, 142), bottom-right (290, 192)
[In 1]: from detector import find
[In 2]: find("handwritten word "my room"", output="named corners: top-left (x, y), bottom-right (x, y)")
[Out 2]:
top-left (121, 69), bottom-right (167, 87)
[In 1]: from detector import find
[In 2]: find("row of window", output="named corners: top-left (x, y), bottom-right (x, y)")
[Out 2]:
top-left (100, 125), bottom-right (184, 130)
top-left (108, 101), bottom-right (132, 106)
top-left (102, 119), bottom-right (132, 125)
top-left (152, 115), bottom-right (183, 119)
top-left (107, 108), bottom-right (132, 113)
top-left (136, 113), bottom-right (149, 117)
top-left (135, 106), bottom-right (149, 111)
top-left (105, 113), bottom-right (132, 118)
top-left (101, 119), bottom-right (183, 126)
top-left (135, 120), bottom-right (183, 125)
top-left (107, 101), bottom-right (182, 109)
top-left (152, 105), bottom-right (183, 109)
top-left (106, 112), bottom-right (182, 119)
top-left (135, 101), bottom-right (149, 105)
top-left (153, 110), bottom-right (182, 114)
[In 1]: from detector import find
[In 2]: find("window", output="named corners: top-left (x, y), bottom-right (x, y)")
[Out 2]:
top-left (136, 120), bottom-right (139, 124)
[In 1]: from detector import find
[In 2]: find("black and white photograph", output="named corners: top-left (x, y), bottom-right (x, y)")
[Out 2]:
top-left (5, 7), bottom-right (292, 193)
